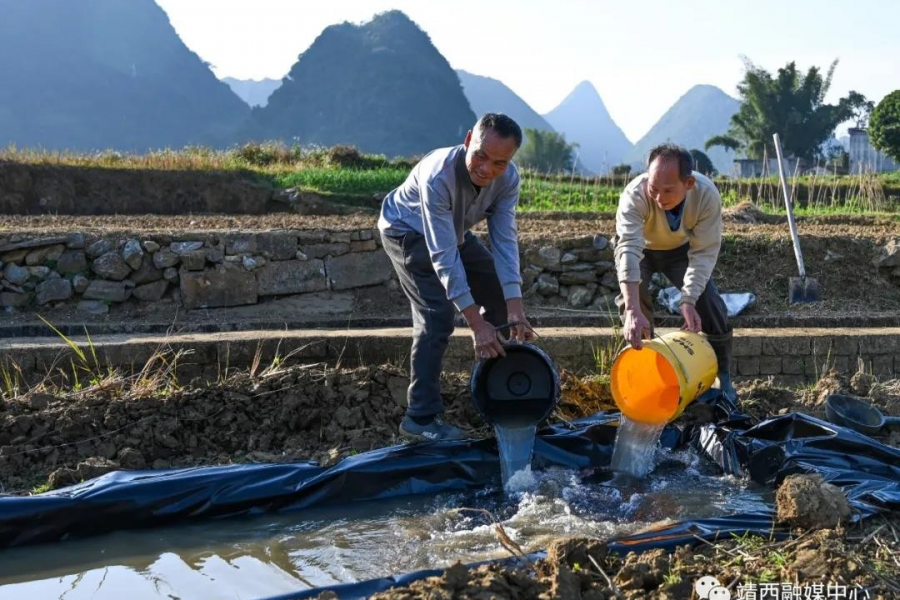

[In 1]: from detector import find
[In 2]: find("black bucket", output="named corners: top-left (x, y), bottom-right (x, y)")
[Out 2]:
top-left (469, 343), bottom-right (561, 429)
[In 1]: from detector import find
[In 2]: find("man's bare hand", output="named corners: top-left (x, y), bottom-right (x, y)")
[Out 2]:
top-left (624, 308), bottom-right (652, 349)
top-left (472, 318), bottom-right (505, 359)
top-left (506, 298), bottom-right (534, 344)
top-left (680, 302), bottom-right (702, 332)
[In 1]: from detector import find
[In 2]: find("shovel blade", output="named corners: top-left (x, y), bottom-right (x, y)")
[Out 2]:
top-left (788, 276), bottom-right (821, 304)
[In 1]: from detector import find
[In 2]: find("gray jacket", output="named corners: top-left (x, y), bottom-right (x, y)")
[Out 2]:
top-left (378, 145), bottom-right (522, 311)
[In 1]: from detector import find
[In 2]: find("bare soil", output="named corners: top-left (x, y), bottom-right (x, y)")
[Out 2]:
top-left (331, 515), bottom-right (900, 600)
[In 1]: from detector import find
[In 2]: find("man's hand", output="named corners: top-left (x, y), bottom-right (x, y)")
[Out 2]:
top-left (680, 302), bottom-right (702, 332)
top-left (462, 305), bottom-right (506, 360)
top-left (624, 308), bottom-right (652, 349)
top-left (506, 298), bottom-right (534, 344)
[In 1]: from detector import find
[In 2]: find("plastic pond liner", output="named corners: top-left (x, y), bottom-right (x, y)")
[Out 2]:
top-left (0, 397), bottom-right (898, 600)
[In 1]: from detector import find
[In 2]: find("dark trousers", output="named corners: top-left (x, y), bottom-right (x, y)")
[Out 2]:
top-left (381, 230), bottom-right (507, 417)
top-left (616, 244), bottom-right (733, 372)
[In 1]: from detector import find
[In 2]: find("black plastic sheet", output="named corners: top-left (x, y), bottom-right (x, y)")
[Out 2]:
top-left (1, 401), bottom-right (898, 600)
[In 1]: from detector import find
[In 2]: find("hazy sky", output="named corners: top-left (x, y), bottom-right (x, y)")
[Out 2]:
top-left (155, 0), bottom-right (899, 142)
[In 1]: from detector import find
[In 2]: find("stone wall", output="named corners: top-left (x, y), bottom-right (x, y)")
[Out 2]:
top-left (0, 230), bottom-right (627, 314)
top-left (0, 230), bottom-right (394, 313)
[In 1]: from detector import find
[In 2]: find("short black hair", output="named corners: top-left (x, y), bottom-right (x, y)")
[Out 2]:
top-left (475, 113), bottom-right (523, 148)
top-left (647, 143), bottom-right (693, 181)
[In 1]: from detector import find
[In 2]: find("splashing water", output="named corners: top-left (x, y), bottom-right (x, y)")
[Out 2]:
top-left (610, 415), bottom-right (667, 478)
top-left (494, 424), bottom-right (538, 492)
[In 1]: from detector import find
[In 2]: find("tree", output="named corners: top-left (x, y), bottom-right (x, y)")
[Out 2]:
top-left (515, 128), bottom-right (577, 173)
top-left (689, 149), bottom-right (717, 176)
top-left (869, 90), bottom-right (900, 163)
top-left (845, 90), bottom-right (875, 129)
top-left (705, 59), bottom-right (855, 161)
top-left (612, 164), bottom-right (632, 176)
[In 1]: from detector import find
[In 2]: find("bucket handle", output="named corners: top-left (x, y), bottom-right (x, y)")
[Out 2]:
top-left (493, 321), bottom-right (543, 345)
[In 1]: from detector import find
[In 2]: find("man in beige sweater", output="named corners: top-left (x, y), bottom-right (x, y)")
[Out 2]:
top-left (614, 144), bottom-right (736, 403)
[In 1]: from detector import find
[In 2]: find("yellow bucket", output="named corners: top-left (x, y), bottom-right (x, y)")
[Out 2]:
top-left (610, 331), bottom-right (718, 425)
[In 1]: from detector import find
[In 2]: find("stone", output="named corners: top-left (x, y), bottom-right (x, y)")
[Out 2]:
top-left (326, 251), bottom-right (394, 291)
top-left (327, 232), bottom-right (352, 244)
top-left (3, 263), bottom-right (29, 285)
top-left (522, 266), bottom-right (542, 289)
top-left (27, 266), bottom-right (50, 279)
top-left (873, 238), bottom-right (900, 268)
top-left (296, 230), bottom-right (328, 244)
top-left (1, 281), bottom-right (24, 293)
top-left (47, 271), bottom-right (61, 280)
top-left (92, 251), bottom-right (131, 281)
top-left (242, 256), bottom-right (266, 271)
top-left (593, 235), bottom-right (609, 250)
top-left (132, 281), bottom-right (168, 302)
top-left (72, 274), bottom-right (90, 293)
top-left (163, 267), bottom-right (179, 282)
top-left (83, 280), bottom-right (131, 302)
top-left (122, 239), bottom-right (144, 270)
top-left (531, 246), bottom-right (562, 270)
top-left (568, 285), bottom-right (594, 307)
top-left (117, 448), bottom-right (146, 470)
top-left (86, 239), bottom-right (113, 258)
top-left (142, 240), bottom-right (161, 253)
top-left (359, 230), bottom-right (374, 241)
top-left (600, 270), bottom-right (618, 289)
top-left (296, 250), bottom-right (308, 261)
top-left (153, 249), bottom-right (180, 269)
top-left (180, 250), bottom-right (207, 271)
top-left (130, 260), bottom-right (162, 285)
top-left (350, 240), bottom-right (377, 252)
top-left (0, 248), bottom-right (29, 264)
top-left (222, 234), bottom-right (257, 256)
top-left (77, 300), bottom-right (109, 315)
top-left (205, 247), bottom-right (225, 264)
top-left (257, 233), bottom-right (297, 260)
top-left (561, 252), bottom-right (578, 265)
top-left (559, 270), bottom-right (598, 285)
top-left (303, 243), bottom-right (350, 259)
top-left (0, 292), bottom-right (30, 308)
top-left (537, 273), bottom-right (559, 296)
top-left (559, 285), bottom-right (569, 298)
top-left (170, 241), bottom-right (204, 255)
top-left (56, 250), bottom-right (88, 275)
top-left (67, 233), bottom-right (86, 249)
top-left (25, 244), bottom-right (65, 266)
top-left (0, 236), bottom-right (68, 253)
top-left (257, 260), bottom-right (327, 296)
top-left (35, 279), bottom-right (73, 305)
top-left (180, 266), bottom-right (258, 309)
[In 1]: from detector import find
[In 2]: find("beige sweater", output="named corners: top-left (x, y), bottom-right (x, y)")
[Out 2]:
top-left (614, 171), bottom-right (723, 305)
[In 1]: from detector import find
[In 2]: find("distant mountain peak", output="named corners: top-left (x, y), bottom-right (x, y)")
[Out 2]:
top-left (251, 10), bottom-right (474, 156)
top-left (456, 69), bottom-right (554, 133)
top-left (627, 84), bottom-right (739, 173)
top-left (543, 81), bottom-right (633, 173)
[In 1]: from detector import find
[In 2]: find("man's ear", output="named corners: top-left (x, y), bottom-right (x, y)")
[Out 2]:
top-left (463, 129), bottom-right (473, 149)
top-left (685, 175), bottom-right (696, 190)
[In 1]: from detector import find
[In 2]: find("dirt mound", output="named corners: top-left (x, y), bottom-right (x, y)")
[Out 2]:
top-left (0, 365), bottom-right (484, 492)
top-left (349, 517), bottom-right (899, 600)
top-left (723, 201), bottom-right (785, 225)
top-left (736, 378), bottom-right (810, 419)
top-left (776, 473), bottom-right (852, 530)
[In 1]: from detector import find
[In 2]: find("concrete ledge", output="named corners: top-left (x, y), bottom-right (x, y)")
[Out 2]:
top-left (3, 327), bottom-right (900, 387)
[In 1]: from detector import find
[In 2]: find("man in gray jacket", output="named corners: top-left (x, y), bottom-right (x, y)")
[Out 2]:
top-left (614, 144), bottom-right (737, 403)
top-left (379, 113), bottom-right (534, 441)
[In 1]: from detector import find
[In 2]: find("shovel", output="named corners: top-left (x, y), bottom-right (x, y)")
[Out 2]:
top-left (825, 394), bottom-right (900, 436)
top-left (773, 133), bottom-right (821, 303)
